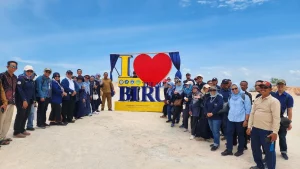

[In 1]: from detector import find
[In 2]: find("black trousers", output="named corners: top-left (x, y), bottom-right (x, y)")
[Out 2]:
top-left (62, 96), bottom-right (76, 122)
top-left (14, 101), bottom-right (32, 135)
top-left (91, 99), bottom-right (99, 112)
top-left (183, 108), bottom-right (190, 129)
top-left (49, 103), bottom-right (62, 122)
top-left (191, 116), bottom-right (198, 136)
top-left (162, 104), bottom-right (167, 116)
top-left (172, 106), bottom-right (182, 124)
top-left (37, 98), bottom-right (50, 126)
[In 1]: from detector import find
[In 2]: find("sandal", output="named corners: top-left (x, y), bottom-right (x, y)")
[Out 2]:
top-left (0, 140), bottom-right (10, 145)
top-left (4, 138), bottom-right (12, 142)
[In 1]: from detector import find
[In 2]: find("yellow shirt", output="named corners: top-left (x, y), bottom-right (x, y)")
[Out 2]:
top-left (248, 95), bottom-right (281, 133)
top-left (0, 82), bottom-right (8, 106)
top-left (102, 78), bottom-right (113, 94)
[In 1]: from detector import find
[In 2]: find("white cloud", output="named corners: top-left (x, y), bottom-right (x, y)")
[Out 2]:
top-left (289, 70), bottom-right (300, 76)
top-left (221, 71), bottom-right (232, 77)
top-left (196, 0), bottom-right (271, 10)
top-left (179, 0), bottom-right (191, 7)
top-left (240, 67), bottom-right (250, 76)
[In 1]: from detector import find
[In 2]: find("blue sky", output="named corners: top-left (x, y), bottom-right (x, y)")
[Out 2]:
top-left (0, 0), bottom-right (300, 88)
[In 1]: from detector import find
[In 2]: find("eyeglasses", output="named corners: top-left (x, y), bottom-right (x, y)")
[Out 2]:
top-left (231, 88), bottom-right (238, 91)
top-left (8, 65), bottom-right (17, 69)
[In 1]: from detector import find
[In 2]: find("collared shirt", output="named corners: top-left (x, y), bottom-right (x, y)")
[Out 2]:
top-left (0, 82), bottom-right (8, 106)
top-left (273, 91), bottom-right (293, 117)
top-left (219, 88), bottom-right (231, 102)
top-left (248, 95), bottom-right (281, 133)
top-left (228, 94), bottom-right (252, 122)
top-left (67, 78), bottom-right (75, 90)
top-left (0, 71), bottom-right (17, 104)
top-left (102, 78), bottom-right (113, 93)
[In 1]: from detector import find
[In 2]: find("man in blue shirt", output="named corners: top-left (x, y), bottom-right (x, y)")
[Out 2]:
top-left (212, 77), bottom-right (221, 90)
top-left (273, 79), bottom-right (293, 160)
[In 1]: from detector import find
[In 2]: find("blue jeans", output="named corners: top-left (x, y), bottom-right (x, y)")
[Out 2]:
top-left (167, 105), bottom-right (173, 121)
top-left (226, 121), bottom-right (245, 152)
top-left (251, 127), bottom-right (276, 169)
top-left (208, 119), bottom-right (222, 146)
top-left (26, 104), bottom-right (35, 129)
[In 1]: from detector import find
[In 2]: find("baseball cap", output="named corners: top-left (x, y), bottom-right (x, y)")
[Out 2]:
top-left (203, 84), bottom-right (210, 89)
top-left (196, 74), bottom-right (203, 78)
top-left (44, 68), bottom-right (52, 72)
top-left (259, 81), bottom-right (272, 88)
top-left (24, 65), bottom-right (34, 71)
top-left (212, 77), bottom-right (218, 81)
top-left (192, 85), bottom-right (199, 89)
top-left (66, 70), bottom-right (73, 74)
top-left (277, 79), bottom-right (286, 85)
top-left (186, 73), bottom-right (191, 76)
top-left (222, 79), bottom-right (229, 84)
top-left (209, 86), bottom-right (217, 91)
top-left (185, 81), bottom-right (193, 85)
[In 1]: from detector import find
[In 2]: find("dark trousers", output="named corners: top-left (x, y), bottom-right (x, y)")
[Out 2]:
top-left (251, 127), bottom-right (276, 169)
top-left (226, 121), bottom-right (245, 152)
top-left (62, 96), bottom-right (76, 122)
top-left (14, 102), bottom-right (32, 135)
top-left (183, 108), bottom-right (190, 129)
top-left (49, 103), bottom-right (62, 122)
top-left (191, 116), bottom-right (198, 136)
top-left (172, 106), bottom-right (182, 124)
top-left (91, 99), bottom-right (99, 112)
top-left (85, 94), bottom-right (92, 115)
top-left (221, 113), bottom-right (228, 137)
top-left (278, 125), bottom-right (287, 153)
top-left (162, 104), bottom-right (167, 116)
top-left (37, 98), bottom-right (50, 126)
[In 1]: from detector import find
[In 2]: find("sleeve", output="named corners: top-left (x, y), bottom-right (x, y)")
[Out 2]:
top-left (204, 100), bottom-right (208, 115)
top-left (189, 103), bottom-right (192, 112)
top-left (271, 99), bottom-right (281, 133)
top-left (16, 77), bottom-right (27, 101)
top-left (0, 83), bottom-right (8, 106)
top-left (244, 95), bottom-right (252, 115)
top-left (36, 77), bottom-right (45, 99)
top-left (188, 94), bottom-right (193, 104)
top-left (52, 81), bottom-right (63, 95)
top-left (61, 79), bottom-right (74, 94)
top-left (212, 96), bottom-right (224, 115)
top-left (287, 95), bottom-right (294, 108)
top-left (75, 82), bottom-right (79, 93)
top-left (248, 100), bottom-right (256, 128)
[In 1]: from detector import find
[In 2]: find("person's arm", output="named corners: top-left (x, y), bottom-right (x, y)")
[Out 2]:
top-left (36, 77), bottom-right (44, 99)
top-left (244, 95), bottom-right (251, 119)
top-left (271, 99), bottom-right (281, 134)
top-left (52, 82), bottom-right (63, 95)
top-left (287, 95), bottom-right (294, 121)
top-left (61, 79), bottom-right (74, 94)
top-left (16, 77), bottom-right (27, 102)
top-left (211, 96), bottom-right (223, 115)
top-left (248, 100), bottom-right (256, 128)
top-left (0, 82), bottom-right (8, 106)
top-left (110, 80), bottom-right (114, 91)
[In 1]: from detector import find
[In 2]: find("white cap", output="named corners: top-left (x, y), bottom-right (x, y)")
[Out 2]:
top-left (196, 74), bottom-right (203, 78)
top-left (24, 65), bottom-right (34, 71)
top-left (185, 81), bottom-right (193, 85)
top-left (203, 84), bottom-right (210, 89)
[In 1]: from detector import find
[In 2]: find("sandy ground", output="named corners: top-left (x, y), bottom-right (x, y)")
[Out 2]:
top-left (0, 92), bottom-right (299, 169)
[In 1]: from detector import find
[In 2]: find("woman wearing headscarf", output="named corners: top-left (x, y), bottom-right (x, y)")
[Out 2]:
top-left (204, 86), bottom-right (223, 151)
top-left (83, 75), bottom-right (92, 116)
top-left (166, 82), bottom-right (175, 123)
top-left (171, 79), bottom-right (184, 127)
top-left (189, 85), bottom-right (203, 140)
top-left (75, 76), bottom-right (87, 119)
top-left (182, 81), bottom-right (193, 132)
top-left (221, 83), bottom-right (251, 157)
top-left (49, 72), bottom-right (67, 126)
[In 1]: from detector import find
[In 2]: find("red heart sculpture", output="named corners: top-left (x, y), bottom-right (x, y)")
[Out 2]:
top-left (133, 53), bottom-right (172, 87)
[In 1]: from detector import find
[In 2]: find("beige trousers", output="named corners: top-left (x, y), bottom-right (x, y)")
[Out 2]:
top-left (101, 93), bottom-right (112, 110)
top-left (0, 104), bottom-right (15, 139)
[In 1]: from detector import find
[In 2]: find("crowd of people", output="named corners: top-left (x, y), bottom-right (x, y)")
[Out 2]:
top-left (161, 73), bottom-right (294, 169)
top-left (0, 61), bottom-right (115, 142)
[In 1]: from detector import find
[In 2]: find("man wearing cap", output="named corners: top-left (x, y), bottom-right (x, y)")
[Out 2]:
top-left (13, 65), bottom-right (35, 138)
top-left (247, 81), bottom-right (280, 169)
top-left (195, 74), bottom-right (206, 90)
top-left (273, 79), bottom-right (293, 160)
top-left (101, 72), bottom-right (115, 111)
top-left (0, 61), bottom-right (18, 145)
top-left (61, 70), bottom-right (78, 123)
top-left (35, 68), bottom-right (52, 129)
top-left (183, 73), bottom-right (195, 85)
top-left (219, 79), bottom-right (232, 140)
top-left (212, 78), bottom-right (221, 90)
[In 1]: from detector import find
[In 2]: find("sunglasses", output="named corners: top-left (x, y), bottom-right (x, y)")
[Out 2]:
top-left (8, 65), bottom-right (17, 69)
top-left (55, 76), bottom-right (60, 78)
top-left (210, 89), bottom-right (217, 92)
top-left (260, 86), bottom-right (269, 89)
top-left (231, 88), bottom-right (238, 91)
top-left (26, 70), bottom-right (33, 73)
top-left (45, 71), bottom-right (52, 74)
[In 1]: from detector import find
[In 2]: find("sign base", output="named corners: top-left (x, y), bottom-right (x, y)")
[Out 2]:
top-left (115, 101), bottom-right (164, 112)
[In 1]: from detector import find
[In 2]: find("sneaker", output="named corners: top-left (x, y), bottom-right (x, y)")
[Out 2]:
top-left (234, 151), bottom-right (244, 157)
top-left (96, 110), bottom-right (100, 112)
top-left (22, 131), bottom-right (31, 136)
top-left (89, 113), bottom-right (93, 116)
top-left (37, 125), bottom-right (46, 129)
top-left (221, 150), bottom-right (233, 156)
top-left (179, 125), bottom-right (184, 128)
top-left (210, 144), bottom-right (214, 147)
top-left (281, 153), bottom-right (289, 160)
top-left (166, 120), bottom-right (172, 123)
top-left (108, 109), bottom-right (113, 111)
top-left (44, 123), bottom-right (50, 127)
top-left (14, 133), bottom-right (26, 138)
top-left (26, 127), bottom-right (35, 131)
top-left (171, 123), bottom-right (175, 127)
top-left (249, 166), bottom-right (261, 169)
top-left (211, 146), bottom-right (219, 151)
top-left (184, 129), bottom-right (188, 132)
top-left (190, 135), bottom-right (195, 140)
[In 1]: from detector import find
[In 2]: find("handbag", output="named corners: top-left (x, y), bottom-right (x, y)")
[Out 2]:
top-left (92, 92), bottom-right (99, 100)
top-left (174, 99), bottom-right (182, 106)
top-left (280, 117), bottom-right (291, 129)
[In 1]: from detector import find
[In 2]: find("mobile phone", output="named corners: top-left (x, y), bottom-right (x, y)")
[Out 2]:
top-left (265, 136), bottom-right (272, 143)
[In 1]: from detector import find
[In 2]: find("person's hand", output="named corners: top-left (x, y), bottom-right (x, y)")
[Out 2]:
top-left (207, 113), bottom-right (213, 117)
top-left (94, 85), bottom-right (97, 89)
top-left (246, 128), bottom-right (251, 135)
top-left (174, 91), bottom-right (178, 94)
top-left (189, 111), bottom-right (192, 116)
top-left (171, 102), bottom-right (173, 106)
top-left (0, 105), bottom-right (7, 112)
top-left (22, 101), bottom-right (28, 109)
top-left (288, 124), bottom-right (292, 131)
top-left (72, 91), bottom-right (77, 96)
top-left (63, 92), bottom-right (67, 96)
top-left (40, 98), bottom-right (45, 102)
top-left (90, 96), bottom-right (92, 100)
top-left (83, 99), bottom-right (86, 103)
top-left (184, 97), bottom-right (188, 101)
top-left (267, 133), bottom-right (278, 142)
top-left (243, 120), bottom-right (248, 127)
